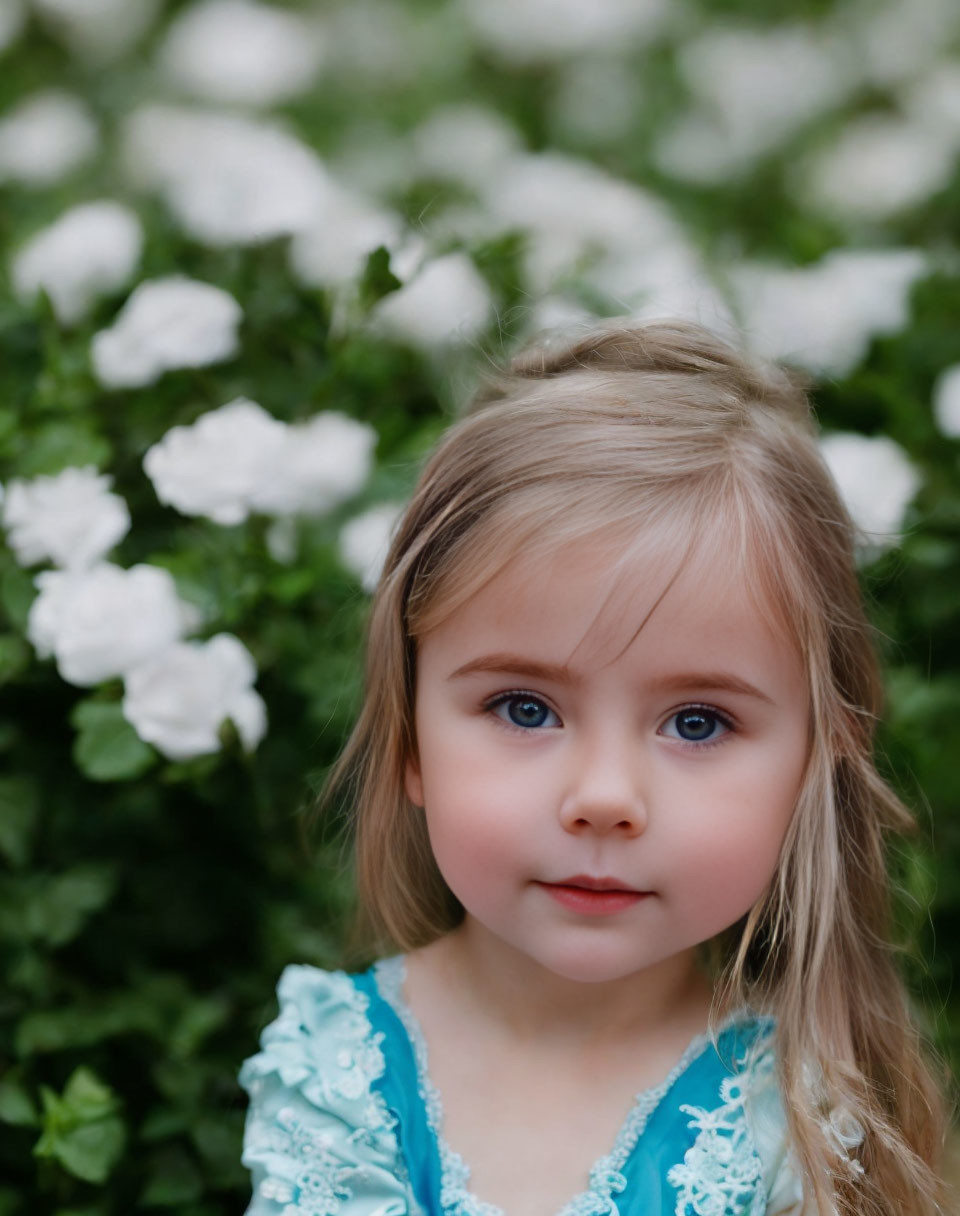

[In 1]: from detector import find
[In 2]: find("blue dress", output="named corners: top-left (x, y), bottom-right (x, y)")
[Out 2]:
top-left (238, 956), bottom-right (809, 1215)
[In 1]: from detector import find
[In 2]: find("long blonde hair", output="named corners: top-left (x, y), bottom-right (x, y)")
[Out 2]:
top-left (322, 318), bottom-right (955, 1215)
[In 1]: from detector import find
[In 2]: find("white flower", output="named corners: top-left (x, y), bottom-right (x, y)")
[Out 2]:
top-left (288, 181), bottom-right (405, 289)
top-left (409, 104), bottom-right (522, 190)
top-left (798, 113), bottom-right (957, 220)
top-left (933, 364), bottom-right (960, 437)
top-left (584, 242), bottom-right (735, 333)
top-left (479, 152), bottom-right (682, 293)
top-left (458, 0), bottom-right (670, 64)
top-left (91, 276), bottom-right (242, 389)
top-left (653, 25), bottom-right (852, 184)
top-left (28, 562), bottom-right (192, 687)
top-left (159, 0), bottom-right (324, 107)
top-left (901, 61), bottom-right (960, 145)
top-left (32, 0), bottom-right (160, 62)
top-left (844, 0), bottom-right (960, 88)
top-left (819, 432), bottom-right (920, 549)
top-left (0, 0), bottom-right (26, 54)
top-left (549, 55), bottom-right (643, 145)
top-left (730, 248), bottom-right (928, 377)
top-left (0, 90), bottom-right (98, 186)
top-left (2, 466), bottom-right (130, 570)
top-left (251, 413), bottom-right (377, 517)
top-left (338, 503), bottom-right (404, 593)
top-left (122, 105), bottom-right (331, 246)
top-left (123, 633), bottom-right (266, 760)
top-left (370, 253), bottom-right (493, 350)
top-left (11, 201), bottom-right (143, 326)
top-left (144, 399), bottom-right (288, 526)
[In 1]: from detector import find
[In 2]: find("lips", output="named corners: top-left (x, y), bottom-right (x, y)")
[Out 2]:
top-left (547, 874), bottom-right (644, 893)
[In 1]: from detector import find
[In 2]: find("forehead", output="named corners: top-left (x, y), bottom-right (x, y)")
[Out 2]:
top-left (418, 526), bottom-right (804, 687)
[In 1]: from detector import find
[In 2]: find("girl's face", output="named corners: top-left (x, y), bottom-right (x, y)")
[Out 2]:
top-left (405, 534), bottom-right (810, 985)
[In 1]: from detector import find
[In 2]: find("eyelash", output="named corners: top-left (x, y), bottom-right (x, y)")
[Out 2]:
top-left (482, 690), bottom-right (736, 751)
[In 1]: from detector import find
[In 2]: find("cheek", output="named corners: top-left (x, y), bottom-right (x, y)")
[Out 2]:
top-left (665, 762), bottom-right (800, 926)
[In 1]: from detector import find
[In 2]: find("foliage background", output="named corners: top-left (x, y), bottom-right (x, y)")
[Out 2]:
top-left (1, 0), bottom-right (959, 1211)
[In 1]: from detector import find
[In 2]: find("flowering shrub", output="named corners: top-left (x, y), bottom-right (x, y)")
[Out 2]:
top-left (1, 0), bottom-right (959, 1210)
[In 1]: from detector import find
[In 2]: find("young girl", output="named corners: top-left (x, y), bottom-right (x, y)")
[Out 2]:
top-left (238, 320), bottom-right (955, 1216)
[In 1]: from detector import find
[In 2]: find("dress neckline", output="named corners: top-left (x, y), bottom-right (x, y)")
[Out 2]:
top-left (371, 953), bottom-right (752, 1216)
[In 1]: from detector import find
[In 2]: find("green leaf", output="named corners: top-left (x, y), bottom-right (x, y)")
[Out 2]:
top-left (33, 1068), bottom-right (125, 1185)
top-left (16, 423), bottom-right (112, 477)
top-left (358, 245), bottom-right (402, 311)
top-left (0, 634), bottom-right (30, 685)
top-left (0, 863), bottom-right (118, 950)
top-left (0, 776), bottom-right (39, 868)
top-left (0, 561), bottom-right (35, 632)
top-left (71, 699), bottom-right (156, 782)
top-left (139, 1147), bottom-right (204, 1206)
top-left (168, 994), bottom-right (230, 1059)
top-left (15, 981), bottom-right (166, 1055)
top-left (0, 1075), bottom-right (38, 1127)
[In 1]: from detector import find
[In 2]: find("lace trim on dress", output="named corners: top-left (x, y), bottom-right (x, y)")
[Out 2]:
top-left (372, 955), bottom-right (756, 1216)
top-left (665, 1037), bottom-right (777, 1216)
top-left (241, 965), bottom-right (416, 1215)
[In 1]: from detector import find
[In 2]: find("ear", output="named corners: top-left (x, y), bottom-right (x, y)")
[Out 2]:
top-left (404, 755), bottom-right (424, 808)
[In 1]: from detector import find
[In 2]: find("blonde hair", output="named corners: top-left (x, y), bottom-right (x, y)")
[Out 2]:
top-left (323, 318), bottom-right (956, 1215)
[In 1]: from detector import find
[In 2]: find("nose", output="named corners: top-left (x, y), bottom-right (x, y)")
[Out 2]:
top-left (557, 730), bottom-right (648, 837)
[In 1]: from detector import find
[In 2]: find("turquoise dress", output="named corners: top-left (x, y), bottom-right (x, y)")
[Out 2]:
top-left (238, 956), bottom-right (809, 1215)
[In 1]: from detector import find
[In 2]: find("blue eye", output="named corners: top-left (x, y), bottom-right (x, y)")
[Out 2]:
top-left (487, 693), bottom-right (560, 731)
top-left (661, 706), bottom-right (732, 745)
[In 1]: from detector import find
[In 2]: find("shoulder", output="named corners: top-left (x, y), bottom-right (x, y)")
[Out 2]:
top-left (666, 1017), bottom-right (809, 1216)
top-left (238, 963), bottom-right (419, 1215)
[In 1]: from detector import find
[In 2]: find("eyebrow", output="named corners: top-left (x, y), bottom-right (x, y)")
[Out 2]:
top-left (447, 653), bottom-right (776, 705)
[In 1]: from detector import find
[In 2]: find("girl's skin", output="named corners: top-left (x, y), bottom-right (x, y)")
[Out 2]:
top-left (405, 533), bottom-right (810, 1030)
top-left (400, 534), bottom-right (812, 1213)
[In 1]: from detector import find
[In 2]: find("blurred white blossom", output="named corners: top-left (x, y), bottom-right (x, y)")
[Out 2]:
top-left (123, 634), bottom-right (266, 760)
top-left (933, 364), bottom-right (960, 437)
top-left (11, 201), bottom-right (143, 326)
top-left (731, 249), bottom-right (927, 377)
top-left (902, 61), bottom-right (960, 145)
top-left (159, 0), bottom-right (324, 107)
top-left (822, 1106), bottom-right (866, 1174)
top-left (480, 152), bottom-right (683, 294)
top-left (839, 0), bottom-right (960, 88)
top-left (653, 25), bottom-right (852, 184)
top-left (145, 400), bottom-right (376, 523)
top-left (549, 56), bottom-right (643, 145)
top-left (0, 90), bottom-right (98, 186)
top-left (288, 182), bottom-right (405, 289)
top-left (0, 0), bottom-right (26, 54)
top-left (338, 502), bottom-right (403, 593)
top-left (585, 242), bottom-right (735, 333)
top-left (799, 114), bottom-right (957, 220)
top-left (91, 276), bottom-right (242, 389)
top-left (409, 104), bottom-right (522, 190)
top-left (32, 0), bottom-right (160, 62)
top-left (819, 432), bottom-right (920, 549)
top-left (458, 0), bottom-right (670, 64)
top-left (370, 252), bottom-right (493, 350)
top-left (3, 466), bottom-right (130, 570)
top-left (144, 399), bottom-right (288, 526)
top-left (122, 105), bottom-right (332, 246)
top-left (251, 413), bottom-right (377, 517)
top-left (28, 562), bottom-right (192, 686)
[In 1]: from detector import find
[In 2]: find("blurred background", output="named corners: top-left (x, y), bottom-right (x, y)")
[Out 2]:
top-left (1, 0), bottom-right (959, 1209)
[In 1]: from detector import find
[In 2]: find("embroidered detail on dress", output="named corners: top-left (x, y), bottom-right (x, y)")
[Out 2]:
top-left (372, 955), bottom-right (752, 1216)
top-left (665, 1046), bottom-right (774, 1216)
top-left (241, 965), bottom-right (413, 1214)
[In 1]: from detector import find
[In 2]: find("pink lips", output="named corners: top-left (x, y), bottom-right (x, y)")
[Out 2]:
top-left (538, 877), bottom-right (651, 917)
top-left (550, 873), bottom-right (642, 892)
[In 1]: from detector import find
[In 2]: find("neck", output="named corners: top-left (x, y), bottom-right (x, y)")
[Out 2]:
top-left (428, 920), bottom-right (718, 1050)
